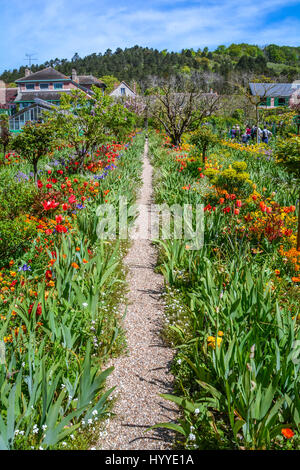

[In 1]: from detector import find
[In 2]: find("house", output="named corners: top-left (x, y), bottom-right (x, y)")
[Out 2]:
top-left (109, 81), bottom-right (137, 98)
top-left (14, 67), bottom-right (106, 110)
top-left (249, 82), bottom-right (300, 108)
top-left (8, 67), bottom-right (106, 130)
top-left (0, 80), bottom-right (18, 114)
top-left (71, 69), bottom-right (106, 91)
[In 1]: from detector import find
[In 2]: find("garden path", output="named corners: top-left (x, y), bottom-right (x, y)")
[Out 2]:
top-left (98, 137), bottom-right (177, 450)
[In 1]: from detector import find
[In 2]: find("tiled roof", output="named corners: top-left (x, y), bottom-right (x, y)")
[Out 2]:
top-left (78, 75), bottom-right (106, 87)
top-left (249, 82), bottom-right (300, 97)
top-left (16, 67), bottom-right (69, 82)
top-left (15, 91), bottom-right (64, 102)
top-left (6, 88), bottom-right (18, 103)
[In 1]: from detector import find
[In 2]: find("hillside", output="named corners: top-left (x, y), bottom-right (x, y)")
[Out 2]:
top-left (1, 44), bottom-right (300, 93)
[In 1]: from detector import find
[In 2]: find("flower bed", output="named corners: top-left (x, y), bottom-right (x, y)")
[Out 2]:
top-left (0, 132), bottom-right (144, 450)
top-left (150, 131), bottom-right (299, 450)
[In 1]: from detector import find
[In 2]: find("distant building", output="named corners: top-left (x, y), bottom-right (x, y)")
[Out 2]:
top-left (14, 67), bottom-right (106, 111)
top-left (7, 67), bottom-right (106, 130)
top-left (9, 99), bottom-right (56, 132)
top-left (249, 82), bottom-right (300, 108)
top-left (0, 80), bottom-right (17, 114)
top-left (109, 81), bottom-right (137, 98)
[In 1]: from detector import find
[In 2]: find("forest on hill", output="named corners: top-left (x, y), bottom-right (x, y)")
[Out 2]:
top-left (1, 44), bottom-right (300, 94)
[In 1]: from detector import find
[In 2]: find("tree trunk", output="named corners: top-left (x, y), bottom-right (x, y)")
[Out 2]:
top-left (202, 143), bottom-right (207, 163)
top-left (256, 106), bottom-right (259, 144)
top-left (33, 160), bottom-right (38, 186)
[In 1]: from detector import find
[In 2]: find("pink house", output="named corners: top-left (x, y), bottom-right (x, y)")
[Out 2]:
top-left (14, 67), bottom-right (106, 109)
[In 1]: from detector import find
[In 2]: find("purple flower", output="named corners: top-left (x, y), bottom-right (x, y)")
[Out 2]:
top-left (18, 264), bottom-right (31, 272)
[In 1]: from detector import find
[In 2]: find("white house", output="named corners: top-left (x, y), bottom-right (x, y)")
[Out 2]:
top-left (109, 81), bottom-right (137, 98)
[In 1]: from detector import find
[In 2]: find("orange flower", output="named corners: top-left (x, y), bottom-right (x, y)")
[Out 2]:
top-left (75, 247), bottom-right (80, 251)
top-left (281, 428), bottom-right (295, 439)
top-left (82, 259), bottom-right (88, 264)
top-left (71, 262), bottom-right (79, 269)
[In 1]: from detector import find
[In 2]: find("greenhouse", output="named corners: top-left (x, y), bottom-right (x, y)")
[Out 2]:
top-left (9, 99), bottom-right (55, 132)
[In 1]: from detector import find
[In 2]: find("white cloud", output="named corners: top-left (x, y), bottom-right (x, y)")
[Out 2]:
top-left (0, 0), bottom-right (299, 71)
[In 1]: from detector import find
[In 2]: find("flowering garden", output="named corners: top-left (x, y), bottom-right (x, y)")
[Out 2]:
top-left (0, 90), bottom-right (144, 449)
top-left (0, 84), bottom-right (299, 451)
top-left (150, 131), bottom-right (300, 450)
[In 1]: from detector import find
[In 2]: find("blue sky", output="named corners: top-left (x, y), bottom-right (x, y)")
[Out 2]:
top-left (0, 0), bottom-right (300, 72)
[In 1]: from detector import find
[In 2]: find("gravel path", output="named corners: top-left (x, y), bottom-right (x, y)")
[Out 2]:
top-left (98, 137), bottom-right (178, 450)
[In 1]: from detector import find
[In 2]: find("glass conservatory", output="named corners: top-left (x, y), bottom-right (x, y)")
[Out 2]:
top-left (9, 99), bottom-right (56, 132)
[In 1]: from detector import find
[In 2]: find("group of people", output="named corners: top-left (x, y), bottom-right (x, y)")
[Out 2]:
top-left (230, 125), bottom-right (272, 144)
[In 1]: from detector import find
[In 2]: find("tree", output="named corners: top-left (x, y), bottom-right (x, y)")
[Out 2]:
top-left (190, 126), bottom-right (218, 163)
top-left (49, 87), bottom-right (135, 164)
top-left (148, 76), bottom-right (220, 146)
top-left (100, 75), bottom-right (120, 94)
top-left (0, 115), bottom-right (10, 158)
top-left (13, 121), bottom-right (55, 184)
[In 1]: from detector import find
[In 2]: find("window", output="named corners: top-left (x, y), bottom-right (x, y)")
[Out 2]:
top-left (120, 87), bottom-right (125, 96)
top-left (54, 83), bottom-right (63, 89)
top-left (40, 83), bottom-right (49, 89)
top-left (26, 84), bottom-right (34, 90)
top-left (278, 97), bottom-right (286, 106)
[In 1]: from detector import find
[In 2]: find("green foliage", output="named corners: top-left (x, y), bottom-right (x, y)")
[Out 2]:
top-left (49, 88), bottom-right (135, 163)
top-left (99, 75), bottom-right (120, 94)
top-left (2, 44), bottom-right (300, 93)
top-left (190, 127), bottom-right (218, 162)
top-left (13, 121), bottom-right (55, 182)
top-left (0, 115), bottom-right (10, 156)
top-left (274, 136), bottom-right (300, 175)
top-left (150, 131), bottom-right (299, 449)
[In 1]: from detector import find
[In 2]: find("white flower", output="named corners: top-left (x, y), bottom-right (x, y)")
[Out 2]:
top-left (62, 442), bottom-right (67, 447)
top-left (42, 425), bottom-right (47, 431)
top-left (194, 408), bottom-right (200, 415)
top-left (188, 433), bottom-right (196, 441)
top-left (70, 434), bottom-right (75, 440)
top-left (92, 410), bottom-right (98, 416)
top-left (90, 447), bottom-right (96, 450)
top-left (177, 359), bottom-right (182, 365)
top-left (82, 302), bottom-right (88, 307)
top-left (88, 419), bottom-right (93, 425)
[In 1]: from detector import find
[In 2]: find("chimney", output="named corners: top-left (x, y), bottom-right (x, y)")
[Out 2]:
top-left (72, 68), bottom-right (78, 82)
top-left (25, 68), bottom-right (31, 77)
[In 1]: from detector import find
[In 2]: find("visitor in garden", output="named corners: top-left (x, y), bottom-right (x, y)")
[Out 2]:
top-left (241, 132), bottom-right (248, 144)
top-left (262, 126), bottom-right (272, 144)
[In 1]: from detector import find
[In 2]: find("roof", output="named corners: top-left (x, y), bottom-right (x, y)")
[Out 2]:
top-left (10, 99), bottom-right (56, 118)
top-left (249, 82), bottom-right (300, 97)
top-left (6, 88), bottom-right (18, 103)
top-left (16, 67), bottom-right (69, 82)
top-left (78, 75), bottom-right (106, 87)
top-left (15, 91), bottom-right (64, 102)
top-left (111, 81), bottom-right (136, 95)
